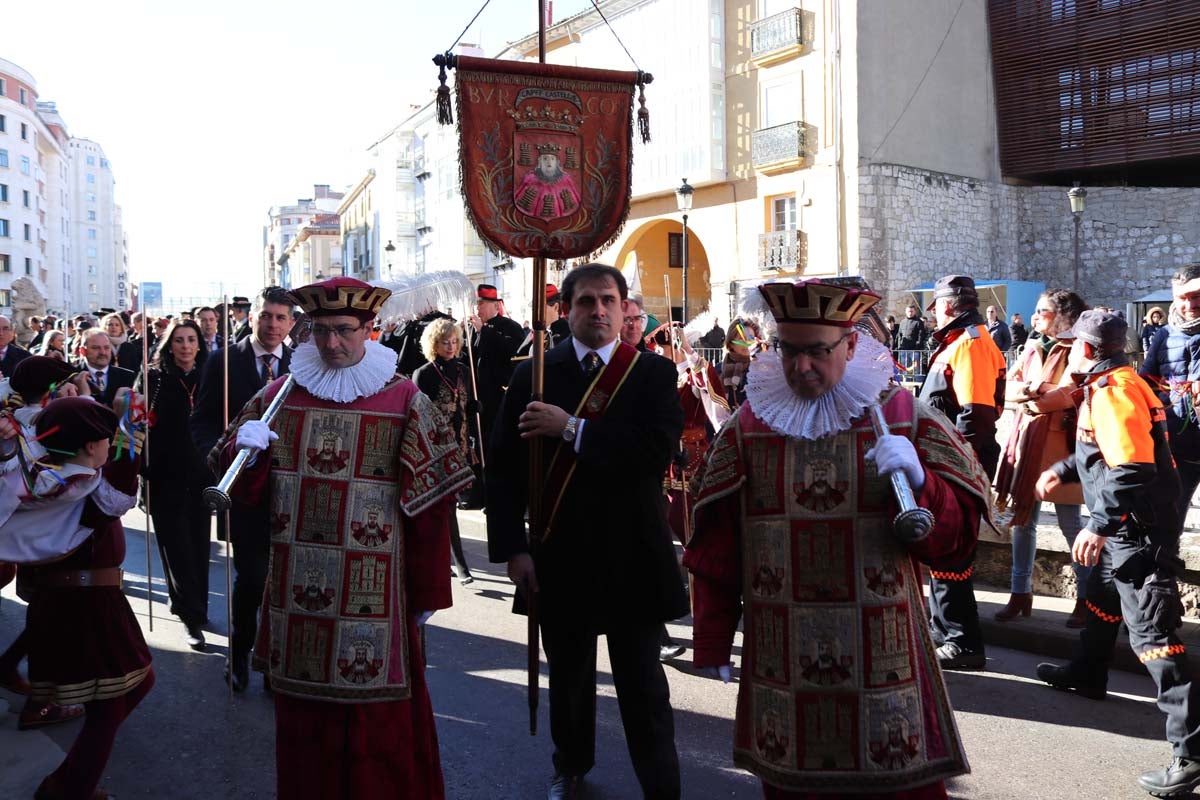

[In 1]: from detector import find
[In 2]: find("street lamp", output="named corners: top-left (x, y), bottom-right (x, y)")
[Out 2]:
top-left (727, 280), bottom-right (739, 324)
top-left (1068, 182), bottom-right (1087, 292)
top-left (675, 178), bottom-right (694, 325)
top-left (384, 240), bottom-right (396, 279)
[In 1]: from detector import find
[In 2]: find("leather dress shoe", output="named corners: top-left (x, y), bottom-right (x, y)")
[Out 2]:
top-left (660, 642), bottom-right (687, 661)
top-left (1138, 756), bottom-right (1200, 797)
top-left (547, 773), bottom-right (579, 800)
top-left (185, 624), bottom-right (206, 652)
top-left (224, 657), bottom-right (249, 693)
top-left (935, 641), bottom-right (985, 671)
top-left (1035, 662), bottom-right (1106, 700)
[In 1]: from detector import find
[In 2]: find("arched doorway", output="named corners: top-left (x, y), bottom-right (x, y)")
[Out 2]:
top-left (613, 219), bottom-right (711, 323)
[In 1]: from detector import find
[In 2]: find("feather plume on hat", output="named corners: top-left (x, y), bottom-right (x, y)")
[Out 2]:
top-left (377, 271), bottom-right (477, 324)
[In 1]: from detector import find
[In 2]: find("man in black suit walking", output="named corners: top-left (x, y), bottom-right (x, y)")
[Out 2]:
top-left (488, 264), bottom-right (687, 800)
top-left (0, 316), bottom-right (31, 378)
top-left (77, 330), bottom-right (135, 407)
top-left (229, 296), bottom-right (253, 343)
top-left (191, 286), bottom-right (295, 691)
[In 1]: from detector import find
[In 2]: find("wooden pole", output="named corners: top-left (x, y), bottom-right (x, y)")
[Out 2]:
top-left (526, 0), bottom-right (549, 738)
top-left (140, 284), bottom-right (154, 632)
top-left (222, 293), bottom-right (233, 700)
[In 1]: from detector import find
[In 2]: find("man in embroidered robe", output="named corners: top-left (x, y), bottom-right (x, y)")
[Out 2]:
top-left (213, 276), bottom-right (472, 800)
top-left (684, 278), bottom-right (992, 799)
top-left (1033, 310), bottom-right (1200, 798)
top-left (487, 263), bottom-right (688, 800)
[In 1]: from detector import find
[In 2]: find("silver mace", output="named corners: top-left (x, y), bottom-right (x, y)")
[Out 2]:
top-left (867, 405), bottom-right (935, 542)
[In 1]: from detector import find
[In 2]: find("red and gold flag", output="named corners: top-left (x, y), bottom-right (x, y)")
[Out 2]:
top-left (445, 56), bottom-right (645, 260)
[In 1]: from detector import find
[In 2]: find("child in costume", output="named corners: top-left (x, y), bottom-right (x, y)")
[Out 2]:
top-left (0, 394), bottom-right (153, 800)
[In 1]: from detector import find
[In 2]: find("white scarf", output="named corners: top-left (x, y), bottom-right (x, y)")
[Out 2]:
top-left (745, 334), bottom-right (895, 440)
top-left (289, 339), bottom-right (399, 402)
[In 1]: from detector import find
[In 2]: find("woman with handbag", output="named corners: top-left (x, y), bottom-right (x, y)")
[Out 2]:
top-left (135, 319), bottom-right (212, 650)
top-left (993, 289), bottom-right (1090, 626)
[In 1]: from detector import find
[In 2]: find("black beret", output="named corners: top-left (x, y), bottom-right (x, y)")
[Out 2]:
top-left (37, 397), bottom-right (119, 454)
top-left (10, 357), bottom-right (79, 403)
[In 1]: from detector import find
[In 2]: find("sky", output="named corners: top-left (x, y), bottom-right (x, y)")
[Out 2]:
top-left (4, 0), bottom-right (588, 297)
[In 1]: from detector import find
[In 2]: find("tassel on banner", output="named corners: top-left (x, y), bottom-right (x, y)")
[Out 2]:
top-left (636, 71), bottom-right (653, 144)
top-left (434, 53), bottom-right (456, 126)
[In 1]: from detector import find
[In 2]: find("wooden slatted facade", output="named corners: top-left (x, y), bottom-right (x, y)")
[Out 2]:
top-left (989, 0), bottom-right (1200, 180)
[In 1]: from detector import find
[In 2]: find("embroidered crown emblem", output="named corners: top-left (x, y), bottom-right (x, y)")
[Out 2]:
top-left (508, 105), bottom-right (585, 134)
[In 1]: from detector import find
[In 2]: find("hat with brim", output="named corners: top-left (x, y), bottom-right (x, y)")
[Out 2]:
top-left (925, 275), bottom-right (979, 312)
top-left (1063, 309), bottom-right (1127, 350)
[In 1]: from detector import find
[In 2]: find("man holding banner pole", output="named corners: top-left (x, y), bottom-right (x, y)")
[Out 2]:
top-left (487, 263), bottom-right (687, 800)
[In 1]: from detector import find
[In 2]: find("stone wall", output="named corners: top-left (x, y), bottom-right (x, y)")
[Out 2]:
top-left (1016, 186), bottom-right (1200, 307)
top-left (856, 162), bottom-right (1200, 314)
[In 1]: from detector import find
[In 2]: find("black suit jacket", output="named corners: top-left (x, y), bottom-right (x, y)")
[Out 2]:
top-left (0, 344), bottom-right (31, 378)
top-left (116, 335), bottom-right (158, 374)
top-left (486, 338), bottom-right (688, 630)
top-left (473, 315), bottom-right (524, 431)
top-left (190, 338), bottom-right (293, 458)
top-left (78, 362), bottom-right (135, 407)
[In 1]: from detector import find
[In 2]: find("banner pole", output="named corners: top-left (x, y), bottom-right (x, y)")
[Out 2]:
top-left (222, 292), bottom-right (233, 701)
top-left (141, 283), bottom-right (154, 632)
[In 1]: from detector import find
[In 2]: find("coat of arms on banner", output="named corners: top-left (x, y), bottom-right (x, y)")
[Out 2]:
top-left (441, 55), bottom-right (650, 260)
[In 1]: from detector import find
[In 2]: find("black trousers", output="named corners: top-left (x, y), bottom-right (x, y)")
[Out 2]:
top-left (928, 556), bottom-right (984, 653)
top-left (150, 484), bottom-right (211, 628)
top-left (229, 502), bottom-right (270, 663)
top-left (541, 619), bottom-right (681, 799)
top-left (1069, 536), bottom-right (1200, 756)
top-left (449, 513), bottom-right (471, 576)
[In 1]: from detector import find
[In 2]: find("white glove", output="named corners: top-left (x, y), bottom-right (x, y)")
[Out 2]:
top-left (416, 610), bottom-right (435, 627)
top-left (866, 433), bottom-right (925, 493)
top-left (699, 664), bottom-right (733, 683)
top-left (236, 419), bottom-right (278, 452)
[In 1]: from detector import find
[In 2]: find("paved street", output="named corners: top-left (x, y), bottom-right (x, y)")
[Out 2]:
top-left (0, 508), bottom-right (1195, 799)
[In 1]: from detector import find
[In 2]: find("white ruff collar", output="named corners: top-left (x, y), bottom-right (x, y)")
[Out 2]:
top-left (289, 339), bottom-right (399, 402)
top-left (745, 335), bottom-right (894, 440)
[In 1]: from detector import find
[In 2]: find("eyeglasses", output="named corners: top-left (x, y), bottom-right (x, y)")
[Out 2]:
top-left (623, 314), bottom-right (648, 326)
top-left (311, 322), bottom-right (367, 339)
top-left (773, 331), bottom-right (853, 362)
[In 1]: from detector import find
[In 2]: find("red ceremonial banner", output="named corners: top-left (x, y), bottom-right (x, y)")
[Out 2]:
top-left (451, 56), bottom-right (641, 260)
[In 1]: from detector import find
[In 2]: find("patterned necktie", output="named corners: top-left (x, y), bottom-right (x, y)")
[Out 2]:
top-left (260, 354), bottom-right (275, 384)
top-left (581, 351), bottom-right (602, 379)
top-left (94, 370), bottom-right (105, 392)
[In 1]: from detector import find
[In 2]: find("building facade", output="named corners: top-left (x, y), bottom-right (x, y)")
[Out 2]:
top-left (0, 58), bottom-right (128, 322)
top-left (67, 138), bottom-right (122, 313)
top-left (488, 0), bottom-right (1200, 322)
top-left (282, 213), bottom-right (342, 287)
top-left (263, 184), bottom-right (344, 288)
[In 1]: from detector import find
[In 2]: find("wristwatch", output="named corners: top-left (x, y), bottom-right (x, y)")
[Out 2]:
top-left (562, 415), bottom-right (579, 442)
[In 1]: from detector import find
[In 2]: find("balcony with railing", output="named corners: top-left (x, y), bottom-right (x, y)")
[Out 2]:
top-left (758, 229), bottom-right (807, 273)
top-left (750, 8), bottom-right (812, 67)
top-left (752, 121), bottom-right (806, 174)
